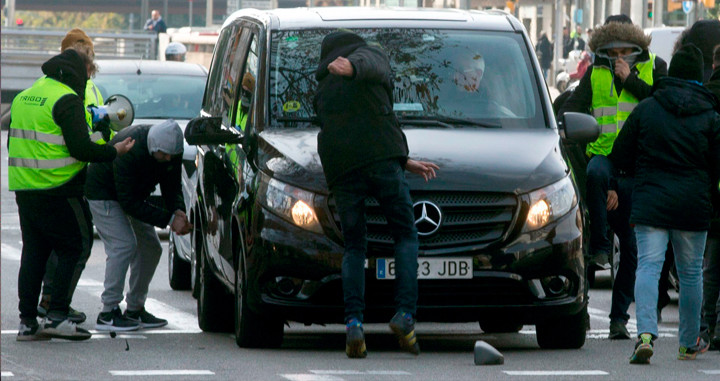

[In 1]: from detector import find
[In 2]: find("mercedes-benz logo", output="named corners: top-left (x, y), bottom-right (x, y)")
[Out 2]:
top-left (413, 201), bottom-right (442, 236)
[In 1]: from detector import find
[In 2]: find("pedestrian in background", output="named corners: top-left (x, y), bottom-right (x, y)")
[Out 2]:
top-left (700, 43), bottom-right (720, 351)
top-left (144, 9), bottom-right (167, 34)
top-left (673, 19), bottom-right (720, 83)
top-left (10, 49), bottom-right (134, 341)
top-left (610, 44), bottom-right (720, 364)
top-left (313, 30), bottom-right (439, 358)
top-left (37, 28), bottom-right (110, 326)
top-left (85, 121), bottom-right (192, 332)
top-left (535, 32), bottom-right (553, 80)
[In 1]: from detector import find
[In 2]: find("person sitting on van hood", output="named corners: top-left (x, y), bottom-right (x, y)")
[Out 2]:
top-left (609, 43), bottom-right (720, 363)
top-left (558, 14), bottom-right (668, 341)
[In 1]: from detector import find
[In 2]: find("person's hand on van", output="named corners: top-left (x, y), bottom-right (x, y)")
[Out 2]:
top-left (328, 56), bottom-right (354, 77)
top-left (406, 159), bottom-right (439, 182)
top-left (113, 137), bottom-right (135, 156)
top-left (606, 189), bottom-right (619, 211)
top-left (614, 57), bottom-right (630, 82)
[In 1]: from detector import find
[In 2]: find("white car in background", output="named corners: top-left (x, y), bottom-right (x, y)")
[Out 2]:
top-left (93, 60), bottom-right (208, 291)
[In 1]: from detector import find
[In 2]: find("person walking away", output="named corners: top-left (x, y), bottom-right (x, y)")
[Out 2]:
top-left (37, 28), bottom-right (111, 325)
top-left (610, 44), bottom-right (720, 364)
top-left (700, 43), bottom-right (720, 350)
top-left (536, 32), bottom-right (553, 81)
top-left (558, 14), bottom-right (668, 340)
top-left (86, 120), bottom-right (192, 332)
top-left (313, 31), bottom-right (439, 358)
top-left (10, 49), bottom-right (134, 341)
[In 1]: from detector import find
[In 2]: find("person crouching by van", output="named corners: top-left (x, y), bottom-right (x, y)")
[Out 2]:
top-left (84, 120), bottom-right (193, 332)
top-left (313, 30), bottom-right (439, 358)
top-left (609, 44), bottom-right (720, 364)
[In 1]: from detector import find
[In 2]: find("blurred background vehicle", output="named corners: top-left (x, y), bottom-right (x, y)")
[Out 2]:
top-left (93, 59), bottom-right (208, 290)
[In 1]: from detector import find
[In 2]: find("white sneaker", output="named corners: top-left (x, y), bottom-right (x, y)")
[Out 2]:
top-left (40, 318), bottom-right (92, 341)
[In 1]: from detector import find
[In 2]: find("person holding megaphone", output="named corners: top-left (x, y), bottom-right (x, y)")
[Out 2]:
top-left (10, 47), bottom-right (135, 341)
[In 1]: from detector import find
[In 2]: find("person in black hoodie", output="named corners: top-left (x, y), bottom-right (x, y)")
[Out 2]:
top-left (313, 30), bottom-right (438, 358)
top-left (9, 49), bottom-right (134, 341)
top-left (85, 120), bottom-right (193, 332)
top-left (610, 44), bottom-right (720, 364)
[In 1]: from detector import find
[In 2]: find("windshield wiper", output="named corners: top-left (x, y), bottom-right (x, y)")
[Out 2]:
top-left (276, 116), bottom-right (320, 126)
top-left (399, 115), bottom-right (501, 129)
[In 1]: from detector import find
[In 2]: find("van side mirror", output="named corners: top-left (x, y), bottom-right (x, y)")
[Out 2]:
top-left (560, 112), bottom-right (599, 144)
top-left (184, 116), bottom-right (243, 145)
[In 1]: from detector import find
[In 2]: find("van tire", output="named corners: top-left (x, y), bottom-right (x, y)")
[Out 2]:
top-left (197, 243), bottom-right (233, 332)
top-left (536, 305), bottom-right (587, 349)
top-left (234, 255), bottom-right (284, 348)
top-left (168, 234), bottom-right (191, 290)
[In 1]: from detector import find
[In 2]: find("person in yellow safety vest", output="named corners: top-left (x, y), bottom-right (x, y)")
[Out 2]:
top-left (558, 14), bottom-right (668, 341)
top-left (10, 49), bottom-right (134, 342)
top-left (36, 28), bottom-right (111, 326)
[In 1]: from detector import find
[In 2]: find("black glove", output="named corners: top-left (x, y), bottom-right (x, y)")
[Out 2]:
top-left (93, 117), bottom-right (112, 142)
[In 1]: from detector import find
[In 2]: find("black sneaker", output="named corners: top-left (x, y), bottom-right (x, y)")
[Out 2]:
top-left (37, 298), bottom-right (86, 324)
top-left (609, 320), bottom-right (631, 340)
top-left (124, 308), bottom-right (168, 329)
top-left (95, 307), bottom-right (141, 332)
top-left (389, 312), bottom-right (420, 355)
top-left (629, 333), bottom-right (654, 364)
top-left (345, 318), bottom-right (367, 359)
top-left (17, 320), bottom-right (50, 342)
top-left (39, 318), bottom-right (91, 341)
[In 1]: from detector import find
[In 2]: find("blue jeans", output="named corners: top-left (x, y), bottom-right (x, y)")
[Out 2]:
top-left (701, 235), bottom-right (720, 334)
top-left (586, 155), bottom-right (637, 323)
top-left (332, 159), bottom-right (419, 323)
top-left (635, 225), bottom-right (706, 347)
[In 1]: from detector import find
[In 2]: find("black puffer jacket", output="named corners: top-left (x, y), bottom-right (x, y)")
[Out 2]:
top-left (609, 77), bottom-right (720, 231)
top-left (85, 124), bottom-right (184, 228)
top-left (313, 32), bottom-right (408, 188)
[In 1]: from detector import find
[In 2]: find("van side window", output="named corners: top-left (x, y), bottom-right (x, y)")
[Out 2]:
top-left (203, 26), bottom-right (236, 116)
top-left (234, 34), bottom-right (259, 133)
top-left (221, 30), bottom-right (252, 127)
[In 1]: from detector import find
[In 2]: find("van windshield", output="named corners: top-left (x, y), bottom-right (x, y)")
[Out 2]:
top-left (270, 28), bottom-right (544, 129)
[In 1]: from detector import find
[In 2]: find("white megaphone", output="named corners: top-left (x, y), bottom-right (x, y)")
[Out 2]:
top-left (88, 94), bottom-right (135, 132)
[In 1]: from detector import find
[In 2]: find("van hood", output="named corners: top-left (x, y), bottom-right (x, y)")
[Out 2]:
top-left (258, 127), bottom-right (570, 195)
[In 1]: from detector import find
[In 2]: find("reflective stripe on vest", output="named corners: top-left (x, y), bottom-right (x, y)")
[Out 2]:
top-left (588, 54), bottom-right (655, 156)
top-left (8, 77), bottom-right (86, 191)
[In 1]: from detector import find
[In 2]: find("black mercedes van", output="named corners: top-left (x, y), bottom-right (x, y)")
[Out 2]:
top-left (184, 7), bottom-right (599, 350)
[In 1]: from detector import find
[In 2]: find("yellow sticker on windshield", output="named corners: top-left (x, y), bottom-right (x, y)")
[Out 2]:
top-left (283, 100), bottom-right (301, 113)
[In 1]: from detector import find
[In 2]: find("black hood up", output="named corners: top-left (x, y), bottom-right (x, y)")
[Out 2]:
top-left (41, 49), bottom-right (87, 101)
top-left (653, 76), bottom-right (718, 117)
top-left (315, 31), bottom-right (366, 81)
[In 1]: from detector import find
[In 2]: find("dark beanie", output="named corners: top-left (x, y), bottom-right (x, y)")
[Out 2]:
top-left (604, 14), bottom-right (633, 25)
top-left (669, 44), bottom-right (704, 82)
top-left (320, 31), bottom-right (365, 61)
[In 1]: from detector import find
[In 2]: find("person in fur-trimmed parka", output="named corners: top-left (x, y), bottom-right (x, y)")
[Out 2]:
top-left (558, 14), bottom-right (668, 342)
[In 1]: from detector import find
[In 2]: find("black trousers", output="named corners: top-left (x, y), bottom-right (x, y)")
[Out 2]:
top-left (16, 192), bottom-right (93, 322)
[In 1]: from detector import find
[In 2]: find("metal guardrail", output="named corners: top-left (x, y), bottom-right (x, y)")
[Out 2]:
top-left (1, 29), bottom-right (159, 60)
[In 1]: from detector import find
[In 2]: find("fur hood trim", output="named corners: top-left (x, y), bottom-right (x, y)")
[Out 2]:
top-left (589, 22), bottom-right (651, 53)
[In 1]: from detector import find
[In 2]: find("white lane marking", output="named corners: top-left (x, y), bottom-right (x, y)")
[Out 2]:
top-left (588, 307), bottom-right (638, 329)
top-left (2, 329), bottom-right (197, 335)
top-left (109, 370), bottom-right (214, 376)
top-left (310, 370), bottom-right (411, 376)
top-left (503, 370), bottom-right (608, 376)
top-left (1, 371), bottom-right (14, 377)
top-left (1, 243), bottom-right (21, 261)
top-left (281, 375), bottom-right (344, 381)
top-left (77, 279), bottom-right (104, 287)
top-left (700, 370), bottom-right (720, 375)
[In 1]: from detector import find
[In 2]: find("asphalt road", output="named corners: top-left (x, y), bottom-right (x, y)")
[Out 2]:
top-left (1, 130), bottom-right (718, 381)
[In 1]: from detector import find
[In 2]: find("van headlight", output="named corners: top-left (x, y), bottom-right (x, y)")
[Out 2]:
top-left (523, 176), bottom-right (577, 231)
top-left (258, 173), bottom-right (322, 233)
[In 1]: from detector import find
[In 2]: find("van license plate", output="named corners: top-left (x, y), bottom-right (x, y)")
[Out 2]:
top-left (376, 258), bottom-right (472, 280)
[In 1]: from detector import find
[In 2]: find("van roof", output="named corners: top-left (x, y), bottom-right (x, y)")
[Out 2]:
top-left (222, 6), bottom-right (519, 32)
